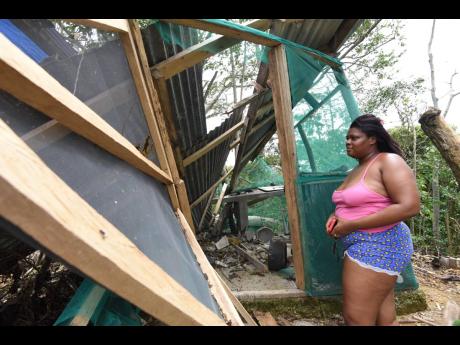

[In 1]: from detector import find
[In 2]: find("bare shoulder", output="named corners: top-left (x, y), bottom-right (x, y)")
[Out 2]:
top-left (379, 152), bottom-right (411, 172)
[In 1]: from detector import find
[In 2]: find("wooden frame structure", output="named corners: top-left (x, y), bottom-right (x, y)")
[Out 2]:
top-left (0, 19), bottom-right (249, 326)
top-left (149, 19), bottom-right (309, 290)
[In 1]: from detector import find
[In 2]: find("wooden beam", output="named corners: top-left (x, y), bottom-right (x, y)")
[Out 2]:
top-left (186, 89), bottom-right (269, 166)
top-left (176, 179), bottom-right (195, 232)
top-left (183, 121), bottom-right (244, 167)
top-left (152, 19), bottom-right (271, 79)
top-left (0, 33), bottom-right (172, 185)
top-left (160, 20), bottom-right (341, 70)
top-left (253, 311), bottom-right (278, 326)
top-left (0, 118), bottom-right (224, 326)
top-left (230, 138), bottom-right (240, 150)
top-left (269, 45), bottom-right (305, 290)
top-left (198, 186), bottom-right (218, 231)
top-left (68, 284), bottom-right (106, 326)
top-left (161, 19), bottom-right (279, 47)
top-left (125, 20), bottom-right (195, 231)
top-left (216, 273), bottom-right (258, 326)
top-left (176, 209), bottom-right (244, 326)
top-left (213, 183), bottom-right (228, 214)
top-left (120, 20), bottom-right (180, 211)
top-left (66, 19), bottom-right (129, 33)
top-left (191, 169), bottom-right (233, 209)
top-left (234, 289), bottom-right (305, 301)
top-left (232, 244), bottom-right (268, 273)
top-left (152, 74), bottom-right (186, 178)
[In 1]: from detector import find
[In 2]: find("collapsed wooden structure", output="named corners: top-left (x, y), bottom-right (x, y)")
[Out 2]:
top-left (0, 19), bottom-right (361, 325)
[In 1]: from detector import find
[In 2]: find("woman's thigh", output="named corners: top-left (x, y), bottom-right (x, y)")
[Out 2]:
top-left (342, 255), bottom-right (397, 325)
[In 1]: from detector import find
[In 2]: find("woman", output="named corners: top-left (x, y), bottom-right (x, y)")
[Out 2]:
top-left (326, 114), bottom-right (420, 326)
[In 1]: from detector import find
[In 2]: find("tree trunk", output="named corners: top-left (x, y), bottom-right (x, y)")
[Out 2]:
top-left (230, 48), bottom-right (238, 104)
top-left (410, 124), bottom-right (417, 234)
top-left (446, 199), bottom-right (452, 255)
top-left (432, 165), bottom-right (440, 256)
top-left (419, 108), bottom-right (460, 187)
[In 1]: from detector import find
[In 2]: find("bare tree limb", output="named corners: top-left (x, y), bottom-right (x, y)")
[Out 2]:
top-left (443, 71), bottom-right (460, 118)
top-left (204, 71), bottom-right (218, 101)
top-left (339, 19), bottom-right (382, 59)
top-left (428, 19), bottom-right (438, 108)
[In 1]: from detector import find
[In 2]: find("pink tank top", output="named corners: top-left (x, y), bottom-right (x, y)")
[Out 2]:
top-left (331, 153), bottom-right (398, 233)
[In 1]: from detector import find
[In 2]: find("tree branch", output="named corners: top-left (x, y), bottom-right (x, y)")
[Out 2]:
top-left (339, 19), bottom-right (382, 59)
top-left (428, 19), bottom-right (438, 108)
top-left (204, 71), bottom-right (218, 102)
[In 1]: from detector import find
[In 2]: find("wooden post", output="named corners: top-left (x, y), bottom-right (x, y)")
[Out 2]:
top-left (268, 45), bottom-right (305, 290)
top-left (120, 20), bottom-right (180, 211)
top-left (125, 20), bottom-right (195, 231)
top-left (176, 209), bottom-right (244, 326)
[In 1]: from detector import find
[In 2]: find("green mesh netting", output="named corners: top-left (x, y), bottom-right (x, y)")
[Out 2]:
top-left (54, 278), bottom-right (142, 326)
top-left (144, 19), bottom-right (419, 297)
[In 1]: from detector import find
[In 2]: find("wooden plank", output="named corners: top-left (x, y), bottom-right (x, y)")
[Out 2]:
top-left (191, 168), bottom-right (233, 209)
top-left (230, 138), bottom-right (240, 150)
top-left (176, 209), bottom-right (244, 326)
top-left (198, 186), bottom-right (217, 231)
top-left (66, 19), bottom-right (129, 33)
top-left (269, 45), bottom-right (305, 290)
top-left (233, 289), bottom-right (306, 301)
top-left (176, 179), bottom-right (195, 232)
top-left (120, 21), bottom-right (180, 211)
top-left (232, 244), bottom-right (268, 273)
top-left (125, 20), bottom-right (196, 231)
top-left (0, 33), bottom-right (172, 185)
top-left (161, 20), bottom-right (341, 70)
top-left (216, 273), bottom-right (257, 326)
top-left (161, 19), bottom-right (279, 47)
top-left (0, 118), bottom-right (224, 326)
top-left (153, 19), bottom-right (271, 79)
top-left (68, 284), bottom-right (106, 326)
top-left (253, 311), bottom-right (278, 326)
top-left (152, 75), bottom-right (186, 178)
top-left (213, 183), bottom-right (228, 214)
top-left (21, 79), bottom-right (138, 151)
top-left (183, 121), bottom-right (244, 167)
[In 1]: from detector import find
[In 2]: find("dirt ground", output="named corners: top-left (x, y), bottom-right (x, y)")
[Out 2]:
top-left (216, 248), bottom-right (460, 326)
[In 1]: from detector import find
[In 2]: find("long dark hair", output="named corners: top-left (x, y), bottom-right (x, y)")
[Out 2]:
top-left (350, 114), bottom-right (404, 157)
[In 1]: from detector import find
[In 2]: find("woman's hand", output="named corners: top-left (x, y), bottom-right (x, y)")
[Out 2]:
top-left (325, 214), bottom-right (337, 235)
top-left (329, 217), bottom-right (357, 238)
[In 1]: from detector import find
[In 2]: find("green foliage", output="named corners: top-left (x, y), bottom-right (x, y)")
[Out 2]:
top-left (203, 19), bottom-right (263, 118)
top-left (390, 126), bottom-right (460, 255)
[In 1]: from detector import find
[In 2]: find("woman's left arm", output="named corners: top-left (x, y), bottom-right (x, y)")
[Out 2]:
top-left (331, 154), bottom-right (420, 237)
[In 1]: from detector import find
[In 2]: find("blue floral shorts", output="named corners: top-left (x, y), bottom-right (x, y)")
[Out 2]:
top-left (340, 222), bottom-right (414, 278)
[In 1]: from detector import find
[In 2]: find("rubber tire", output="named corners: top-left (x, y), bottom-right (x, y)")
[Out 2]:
top-left (268, 240), bottom-right (287, 271)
